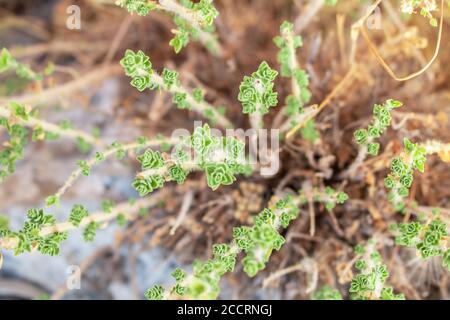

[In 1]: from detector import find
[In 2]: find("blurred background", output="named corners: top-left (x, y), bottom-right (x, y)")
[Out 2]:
top-left (0, 0), bottom-right (449, 300)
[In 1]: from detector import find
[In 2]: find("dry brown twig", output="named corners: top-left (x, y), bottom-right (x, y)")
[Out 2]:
top-left (352, 0), bottom-right (444, 81)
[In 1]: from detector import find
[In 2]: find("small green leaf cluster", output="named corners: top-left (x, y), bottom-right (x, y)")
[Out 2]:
top-left (0, 48), bottom-right (42, 81)
top-left (45, 195), bottom-right (60, 207)
top-left (133, 124), bottom-right (247, 197)
top-left (169, 0), bottom-right (219, 54)
top-left (272, 21), bottom-right (319, 141)
top-left (120, 50), bottom-right (227, 125)
top-left (69, 205), bottom-right (89, 227)
top-left (144, 284), bottom-right (165, 300)
top-left (169, 20), bottom-right (192, 54)
top-left (0, 102), bottom-right (95, 182)
top-left (400, 0), bottom-right (439, 26)
top-left (68, 139), bottom-right (141, 188)
top-left (120, 50), bottom-right (154, 92)
top-left (77, 160), bottom-right (91, 176)
top-left (34, 120), bottom-right (93, 152)
top-left (83, 221), bottom-right (100, 242)
top-left (180, 243), bottom-right (238, 299)
top-left (0, 111), bottom-right (29, 181)
top-left (0, 208), bottom-right (67, 256)
top-left (273, 21), bottom-right (311, 117)
top-left (0, 198), bottom-right (151, 255)
top-left (384, 138), bottom-right (427, 211)
top-left (238, 61), bottom-right (278, 115)
top-left (186, 0), bottom-right (218, 26)
top-left (132, 149), bottom-right (177, 197)
top-left (322, 187), bottom-right (349, 212)
top-left (36, 137), bottom-right (172, 211)
top-left (299, 119), bottom-right (320, 143)
top-left (144, 192), bottom-right (348, 300)
top-left (354, 99), bottom-right (403, 156)
top-left (116, 0), bottom-right (157, 16)
top-left (311, 285), bottom-right (343, 300)
top-left (75, 137), bottom-right (93, 154)
top-left (146, 243), bottom-right (238, 299)
top-left (273, 21), bottom-right (303, 78)
top-left (391, 214), bottom-right (449, 271)
top-left (0, 203), bottom-right (104, 256)
top-left (117, 0), bottom-right (219, 54)
top-left (350, 240), bottom-right (405, 300)
top-left (56, 120), bottom-right (93, 154)
top-left (237, 196), bottom-right (300, 277)
top-left (145, 196), bottom-right (302, 300)
top-left (172, 19), bottom-right (219, 55)
top-left (116, 213), bottom-right (128, 227)
top-left (197, 128), bottom-right (248, 190)
top-left (101, 200), bottom-right (115, 213)
top-left (111, 141), bottom-right (127, 159)
top-left (298, 187), bottom-right (349, 212)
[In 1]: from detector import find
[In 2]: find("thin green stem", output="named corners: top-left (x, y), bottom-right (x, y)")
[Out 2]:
top-left (53, 136), bottom-right (178, 200)
top-left (0, 105), bottom-right (104, 147)
top-left (0, 195), bottom-right (166, 251)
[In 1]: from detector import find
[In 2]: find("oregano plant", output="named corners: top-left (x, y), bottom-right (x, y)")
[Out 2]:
top-left (273, 20), bottom-right (318, 141)
top-left (1, 1), bottom-right (449, 302)
top-left (132, 123), bottom-right (249, 196)
top-left (384, 139), bottom-right (450, 212)
top-left (0, 197), bottom-right (164, 255)
top-left (354, 99), bottom-right (403, 157)
top-left (0, 101), bottom-right (102, 181)
top-left (238, 61), bottom-right (278, 130)
top-left (116, 0), bottom-right (221, 55)
top-left (120, 49), bottom-right (231, 127)
top-left (349, 240), bottom-right (405, 300)
top-left (144, 189), bottom-right (348, 300)
top-left (390, 210), bottom-right (450, 270)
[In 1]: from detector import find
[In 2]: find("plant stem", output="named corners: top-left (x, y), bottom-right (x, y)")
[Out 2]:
top-left (138, 161), bottom-right (199, 179)
top-left (54, 136), bottom-right (178, 199)
top-left (156, 0), bottom-right (223, 56)
top-left (279, 104), bottom-right (318, 134)
top-left (273, 21), bottom-right (308, 130)
top-left (286, 66), bottom-right (357, 140)
top-left (0, 105), bottom-right (104, 147)
top-left (163, 197), bottom-right (300, 299)
top-left (0, 194), bottom-right (167, 251)
top-left (423, 140), bottom-right (450, 156)
top-left (249, 112), bottom-right (263, 131)
top-left (159, 0), bottom-right (203, 27)
top-left (364, 240), bottom-right (383, 299)
top-left (340, 146), bottom-right (369, 179)
top-left (150, 72), bottom-right (233, 128)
